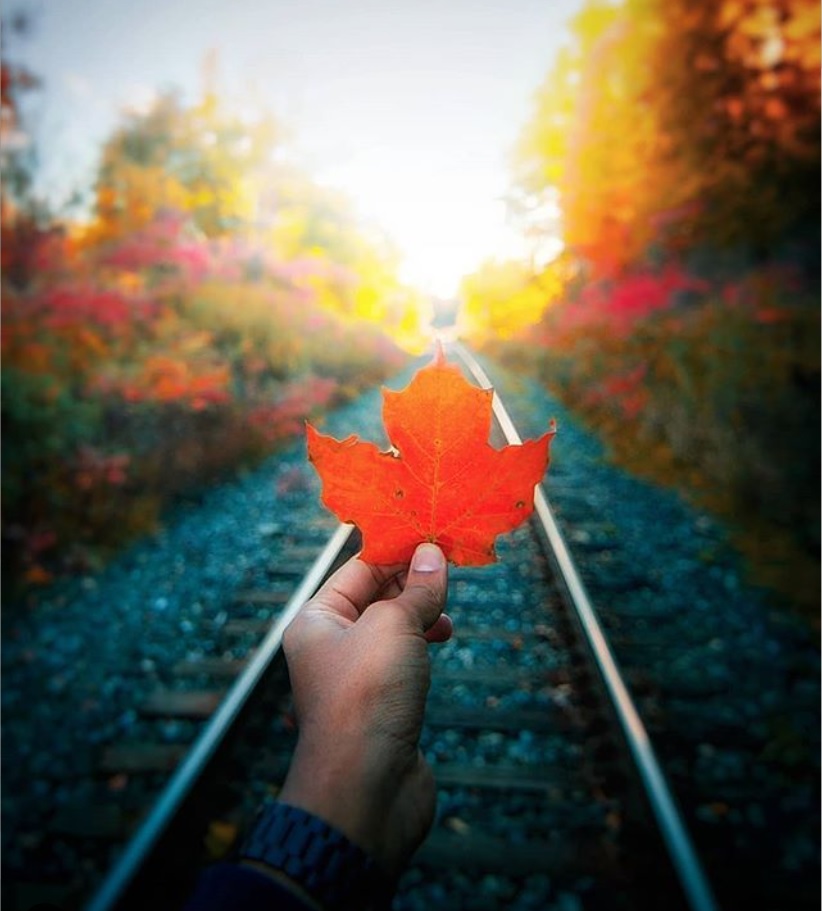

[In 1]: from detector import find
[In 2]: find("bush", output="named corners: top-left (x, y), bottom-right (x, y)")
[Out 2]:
top-left (484, 269), bottom-right (820, 616)
top-left (1, 226), bottom-right (405, 591)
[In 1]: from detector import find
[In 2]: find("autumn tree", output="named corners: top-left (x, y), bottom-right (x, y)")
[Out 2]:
top-left (459, 258), bottom-right (562, 343)
top-left (83, 72), bottom-right (425, 348)
top-left (513, 2), bottom-right (660, 275)
top-left (90, 87), bottom-right (278, 245)
top-left (513, 0), bottom-right (821, 277)
top-left (647, 0), bottom-right (820, 259)
top-left (0, 11), bottom-right (71, 290)
top-left (0, 36), bottom-right (40, 205)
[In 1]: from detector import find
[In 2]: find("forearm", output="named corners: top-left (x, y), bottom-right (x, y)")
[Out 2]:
top-left (270, 695), bottom-right (437, 904)
top-left (279, 732), bottom-right (390, 861)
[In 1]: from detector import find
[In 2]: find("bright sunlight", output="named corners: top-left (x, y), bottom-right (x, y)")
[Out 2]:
top-left (319, 155), bottom-right (535, 298)
top-left (11, 0), bottom-right (578, 303)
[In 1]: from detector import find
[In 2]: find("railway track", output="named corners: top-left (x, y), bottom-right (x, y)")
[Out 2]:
top-left (64, 341), bottom-right (719, 911)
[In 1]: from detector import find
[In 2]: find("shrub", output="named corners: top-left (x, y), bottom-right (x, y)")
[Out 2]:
top-left (484, 268), bottom-right (819, 616)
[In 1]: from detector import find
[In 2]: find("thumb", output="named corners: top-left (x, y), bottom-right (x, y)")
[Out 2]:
top-left (392, 543), bottom-right (449, 633)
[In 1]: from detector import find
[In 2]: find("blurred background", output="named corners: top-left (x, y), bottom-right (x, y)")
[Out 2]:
top-left (2, 0), bottom-right (819, 618)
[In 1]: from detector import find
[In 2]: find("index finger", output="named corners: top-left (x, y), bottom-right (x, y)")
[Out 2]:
top-left (307, 554), bottom-right (406, 622)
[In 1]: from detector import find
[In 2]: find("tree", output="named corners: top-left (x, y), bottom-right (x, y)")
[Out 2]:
top-left (0, 11), bottom-right (62, 290)
top-left (460, 258), bottom-right (559, 343)
top-left (82, 69), bottom-right (426, 351)
top-left (90, 89), bottom-right (278, 244)
top-left (513, 0), bottom-right (821, 277)
top-left (647, 0), bottom-right (820, 257)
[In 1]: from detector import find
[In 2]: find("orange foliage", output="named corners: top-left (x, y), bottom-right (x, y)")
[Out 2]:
top-left (513, 0), bottom-right (820, 278)
top-left (128, 356), bottom-right (231, 409)
top-left (307, 346), bottom-right (554, 566)
top-left (247, 377), bottom-right (338, 445)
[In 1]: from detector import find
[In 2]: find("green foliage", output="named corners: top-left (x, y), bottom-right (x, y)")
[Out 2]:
top-left (645, 302), bottom-right (819, 538)
top-left (1, 368), bottom-right (102, 514)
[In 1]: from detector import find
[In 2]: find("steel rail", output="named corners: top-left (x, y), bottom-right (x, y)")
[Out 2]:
top-left (85, 522), bottom-right (355, 911)
top-left (449, 339), bottom-right (719, 911)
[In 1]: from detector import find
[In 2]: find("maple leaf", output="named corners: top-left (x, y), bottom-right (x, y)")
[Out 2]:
top-left (306, 346), bottom-right (555, 566)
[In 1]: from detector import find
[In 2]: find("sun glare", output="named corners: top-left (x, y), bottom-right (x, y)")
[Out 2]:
top-left (318, 155), bottom-right (534, 299)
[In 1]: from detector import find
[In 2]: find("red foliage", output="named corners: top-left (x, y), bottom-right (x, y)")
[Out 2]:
top-left (248, 376), bottom-right (339, 443)
top-left (4, 284), bottom-right (158, 340)
top-left (40, 287), bottom-right (141, 332)
top-left (554, 266), bottom-right (709, 343)
top-left (581, 364), bottom-right (649, 419)
top-left (73, 446), bottom-right (130, 490)
top-left (103, 220), bottom-right (212, 282)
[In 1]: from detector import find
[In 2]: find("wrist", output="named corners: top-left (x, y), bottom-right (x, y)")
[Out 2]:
top-left (240, 801), bottom-right (394, 911)
top-left (279, 729), bottom-right (399, 868)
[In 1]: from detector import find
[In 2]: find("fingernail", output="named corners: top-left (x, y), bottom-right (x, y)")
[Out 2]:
top-left (412, 543), bottom-right (445, 573)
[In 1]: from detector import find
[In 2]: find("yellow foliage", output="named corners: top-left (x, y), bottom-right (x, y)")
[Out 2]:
top-left (515, 3), bottom-right (667, 273)
top-left (393, 294), bottom-right (428, 355)
top-left (460, 259), bottom-right (553, 343)
top-left (91, 162), bottom-right (191, 246)
top-left (514, 0), bottom-right (820, 272)
top-left (87, 89), bottom-right (277, 246)
top-left (266, 185), bottom-right (429, 352)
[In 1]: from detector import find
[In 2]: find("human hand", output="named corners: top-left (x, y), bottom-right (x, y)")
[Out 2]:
top-left (279, 542), bottom-right (452, 878)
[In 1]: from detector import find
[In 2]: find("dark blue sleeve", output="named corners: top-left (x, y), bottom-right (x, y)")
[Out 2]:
top-left (183, 862), bottom-right (316, 910)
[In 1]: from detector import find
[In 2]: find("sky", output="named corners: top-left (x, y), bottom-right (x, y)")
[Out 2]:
top-left (8, 0), bottom-right (582, 296)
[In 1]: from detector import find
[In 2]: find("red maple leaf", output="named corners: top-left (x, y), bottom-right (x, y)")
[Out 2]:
top-left (306, 346), bottom-right (554, 565)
